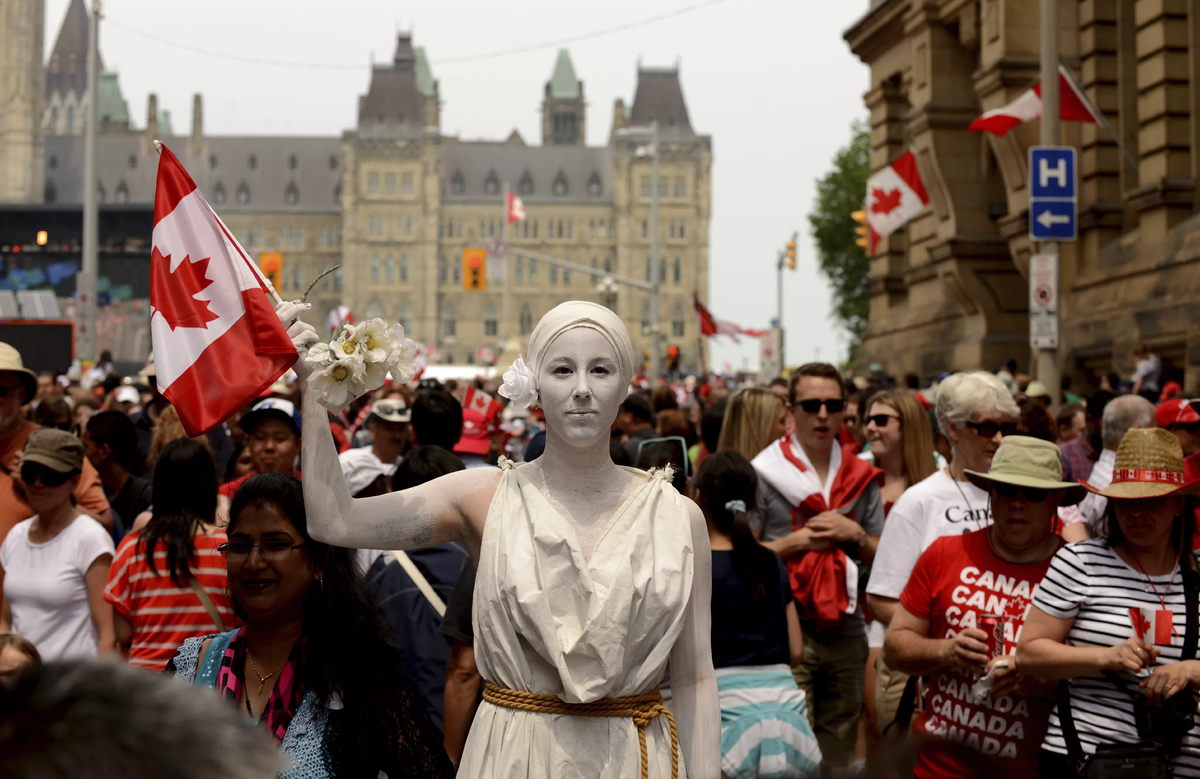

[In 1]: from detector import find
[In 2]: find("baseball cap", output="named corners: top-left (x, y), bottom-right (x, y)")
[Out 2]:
top-left (22, 427), bottom-right (85, 473)
top-left (338, 447), bottom-right (398, 495)
top-left (240, 398), bottom-right (302, 437)
top-left (1024, 380), bottom-right (1050, 399)
top-left (370, 398), bottom-right (412, 424)
top-left (1157, 398), bottom-right (1200, 430)
top-left (454, 407), bottom-right (492, 456)
top-left (114, 386), bottom-right (140, 404)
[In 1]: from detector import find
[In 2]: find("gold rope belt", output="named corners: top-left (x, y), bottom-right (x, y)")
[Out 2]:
top-left (482, 682), bottom-right (679, 779)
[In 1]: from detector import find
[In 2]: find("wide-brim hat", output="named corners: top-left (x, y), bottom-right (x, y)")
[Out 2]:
top-left (1083, 427), bottom-right (1200, 499)
top-left (965, 435), bottom-right (1086, 505)
top-left (0, 342), bottom-right (38, 402)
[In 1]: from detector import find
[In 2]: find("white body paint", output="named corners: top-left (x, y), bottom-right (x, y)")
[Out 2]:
top-left (278, 299), bottom-right (719, 778)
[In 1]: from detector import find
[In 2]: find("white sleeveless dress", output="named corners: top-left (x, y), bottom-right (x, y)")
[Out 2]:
top-left (459, 459), bottom-right (695, 779)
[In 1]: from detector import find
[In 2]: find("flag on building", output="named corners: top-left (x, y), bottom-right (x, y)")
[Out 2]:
top-left (507, 192), bottom-right (526, 224)
top-left (149, 141), bottom-right (296, 437)
top-left (694, 295), bottom-right (768, 343)
top-left (967, 64), bottom-right (1100, 137)
top-left (863, 149), bottom-right (929, 254)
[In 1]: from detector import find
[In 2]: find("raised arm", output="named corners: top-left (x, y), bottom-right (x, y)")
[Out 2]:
top-left (279, 301), bottom-right (497, 553)
top-left (668, 498), bottom-right (720, 779)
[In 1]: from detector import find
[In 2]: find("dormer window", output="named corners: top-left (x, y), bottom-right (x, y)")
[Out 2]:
top-left (451, 171), bottom-right (465, 196)
top-left (212, 183), bottom-right (226, 205)
top-left (237, 182), bottom-right (250, 205)
top-left (329, 155), bottom-right (338, 170)
top-left (288, 154), bottom-right (298, 171)
top-left (587, 173), bottom-right (602, 197)
top-left (248, 155), bottom-right (257, 170)
top-left (116, 181), bottom-right (129, 204)
top-left (552, 171), bottom-right (568, 197)
top-left (484, 171), bottom-right (500, 196)
top-left (210, 154), bottom-right (218, 169)
top-left (285, 183), bottom-right (299, 205)
top-left (518, 171), bottom-right (534, 196)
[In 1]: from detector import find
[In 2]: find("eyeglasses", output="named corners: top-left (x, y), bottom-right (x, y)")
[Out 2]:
top-left (992, 481), bottom-right (1051, 503)
top-left (966, 420), bottom-right (1019, 439)
top-left (218, 540), bottom-right (305, 561)
top-left (795, 398), bottom-right (845, 415)
top-left (865, 414), bottom-right (900, 428)
top-left (20, 462), bottom-right (74, 487)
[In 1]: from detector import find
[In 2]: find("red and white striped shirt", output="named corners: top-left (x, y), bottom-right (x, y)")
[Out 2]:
top-left (104, 529), bottom-right (241, 671)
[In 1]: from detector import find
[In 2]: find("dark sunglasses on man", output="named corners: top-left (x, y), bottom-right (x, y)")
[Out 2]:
top-left (965, 420), bottom-right (1018, 439)
top-left (796, 398), bottom-right (845, 415)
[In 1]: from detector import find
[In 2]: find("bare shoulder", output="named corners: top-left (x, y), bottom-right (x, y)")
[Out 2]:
top-left (195, 638), bottom-right (213, 679)
top-left (130, 511), bottom-right (152, 533)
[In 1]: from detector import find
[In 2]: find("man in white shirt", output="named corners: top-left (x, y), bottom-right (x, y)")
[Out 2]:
top-left (865, 371), bottom-right (1019, 731)
top-left (1059, 394), bottom-right (1154, 541)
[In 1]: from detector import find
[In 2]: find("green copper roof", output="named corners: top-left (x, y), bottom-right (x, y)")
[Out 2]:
top-left (158, 109), bottom-right (174, 136)
top-left (96, 71), bottom-right (129, 127)
top-left (415, 47), bottom-right (435, 97)
top-left (548, 49), bottom-right (580, 100)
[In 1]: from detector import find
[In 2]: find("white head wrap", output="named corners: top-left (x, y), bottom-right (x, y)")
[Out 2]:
top-left (498, 301), bottom-right (635, 410)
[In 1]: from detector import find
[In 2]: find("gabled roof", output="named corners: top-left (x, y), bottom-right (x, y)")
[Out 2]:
top-left (548, 49), bottom-right (581, 100)
top-left (629, 68), bottom-right (694, 139)
top-left (358, 34), bottom-right (427, 136)
top-left (45, 0), bottom-right (98, 101)
top-left (96, 72), bottom-right (129, 127)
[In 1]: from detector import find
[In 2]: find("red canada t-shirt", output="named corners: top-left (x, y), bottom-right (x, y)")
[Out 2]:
top-left (900, 528), bottom-right (1060, 779)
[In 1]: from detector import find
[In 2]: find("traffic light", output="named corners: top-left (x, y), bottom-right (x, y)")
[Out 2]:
top-left (852, 210), bottom-right (869, 250)
top-left (643, 348), bottom-right (651, 372)
top-left (667, 344), bottom-right (680, 373)
top-left (463, 248), bottom-right (487, 291)
top-left (785, 240), bottom-right (796, 269)
top-left (258, 252), bottom-right (283, 294)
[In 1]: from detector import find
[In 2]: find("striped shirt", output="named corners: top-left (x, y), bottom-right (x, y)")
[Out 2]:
top-left (104, 529), bottom-right (241, 671)
top-left (1033, 540), bottom-right (1200, 776)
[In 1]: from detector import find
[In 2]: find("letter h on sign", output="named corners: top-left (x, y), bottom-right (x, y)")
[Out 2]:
top-left (1028, 146), bottom-right (1077, 242)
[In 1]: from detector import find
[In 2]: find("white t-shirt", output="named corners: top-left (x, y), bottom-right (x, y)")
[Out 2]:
top-left (865, 469), bottom-right (991, 599)
top-left (0, 514), bottom-right (115, 661)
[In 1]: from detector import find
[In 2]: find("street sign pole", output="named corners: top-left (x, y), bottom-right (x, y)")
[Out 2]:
top-left (1038, 0), bottom-right (1061, 406)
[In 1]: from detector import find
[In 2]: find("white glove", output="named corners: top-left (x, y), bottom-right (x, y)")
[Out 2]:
top-left (275, 300), bottom-right (320, 379)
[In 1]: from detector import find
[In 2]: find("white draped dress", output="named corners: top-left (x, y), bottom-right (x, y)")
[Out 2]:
top-left (459, 459), bottom-right (695, 779)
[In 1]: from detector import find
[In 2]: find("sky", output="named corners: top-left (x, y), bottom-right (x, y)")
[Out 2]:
top-left (46, 0), bottom-right (870, 371)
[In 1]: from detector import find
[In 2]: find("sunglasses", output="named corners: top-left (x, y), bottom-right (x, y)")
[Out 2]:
top-left (865, 414), bottom-right (900, 428)
top-left (992, 481), bottom-right (1051, 503)
top-left (795, 398), bottom-right (845, 415)
top-left (20, 462), bottom-right (74, 487)
top-left (966, 420), bottom-right (1019, 439)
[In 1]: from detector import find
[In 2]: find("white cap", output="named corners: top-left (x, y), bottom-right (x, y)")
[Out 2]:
top-left (114, 386), bottom-right (140, 404)
top-left (338, 447), bottom-right (398, 495)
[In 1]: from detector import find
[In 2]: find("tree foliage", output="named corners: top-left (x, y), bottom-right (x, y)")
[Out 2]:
top-left (808, 121), bottom-right (871, 361)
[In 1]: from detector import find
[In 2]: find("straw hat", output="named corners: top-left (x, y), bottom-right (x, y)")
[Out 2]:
top-left (1083, 427), bottom-right (1200, 499)
top-left (965, 435), bottom-right (1086, 505)
top-left (0, 342), bottom-right (38, 401)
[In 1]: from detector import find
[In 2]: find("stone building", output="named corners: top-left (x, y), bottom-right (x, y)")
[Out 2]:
top-left (845, 0), bottom-right (1200, 392)
top-left (0, 0), bottom-right (45, 204)
top-left (10, 0), bottom-right (712, 371)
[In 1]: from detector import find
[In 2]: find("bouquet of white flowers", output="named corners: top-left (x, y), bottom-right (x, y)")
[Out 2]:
top-left (303, 318), bottom-right (418, 411)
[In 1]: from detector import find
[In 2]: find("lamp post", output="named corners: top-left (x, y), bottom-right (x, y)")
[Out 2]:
top-left (597, 275), bottom-right (620, 311)
top-left (79, 0), bottom-right (101, 363)
top-left (616, 121), bottom-right (661, 384)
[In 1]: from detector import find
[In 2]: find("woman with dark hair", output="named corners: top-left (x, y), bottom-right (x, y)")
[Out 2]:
top-left (694, 450), bottom-right (820, 777)
top-left (226, 443), bottom-right (255, 484)
top-left (104, 439), bottom-right (237, 671)
top-left (1019, 429), bottom-right (1200, 777)
top-left (166, 473), bottom-right (452, 778)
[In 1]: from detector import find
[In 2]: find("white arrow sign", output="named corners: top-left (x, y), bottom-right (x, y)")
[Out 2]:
top-left (1037, 210), bottom-right (1071, 229)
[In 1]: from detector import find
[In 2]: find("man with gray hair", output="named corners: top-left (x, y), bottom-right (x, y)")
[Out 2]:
top-left (1059, 394), bottom-right (1156, 541)
top-left (865, 371), bottom-right (1020, 730)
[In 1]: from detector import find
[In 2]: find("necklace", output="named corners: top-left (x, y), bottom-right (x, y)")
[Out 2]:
top-left (246, 652), bottom-right (287, 696)
top-left (948, 468), bottom-right (978, 515)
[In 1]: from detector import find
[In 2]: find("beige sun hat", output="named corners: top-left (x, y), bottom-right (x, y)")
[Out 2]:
top-left (1083, 427), bottom-right (1200, 499)
top-left (0, 342), bottom-right (38, 401)
top-left (965, 435), bottom-right (1086, 505)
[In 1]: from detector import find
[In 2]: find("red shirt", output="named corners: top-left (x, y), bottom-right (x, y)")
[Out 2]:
top-left (900, 529), bottom-right (1060, 779)
top-left (104, 529), bottom-right (241, 670)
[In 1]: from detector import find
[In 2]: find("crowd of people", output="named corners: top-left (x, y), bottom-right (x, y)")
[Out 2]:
top-left (2, 324), bottom-right (1200, 779)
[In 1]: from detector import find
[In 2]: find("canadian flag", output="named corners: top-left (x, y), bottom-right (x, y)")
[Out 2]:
top-left (863, 149), bottom-right (929, 254)
top-left (968, 65), bottom-right (1100, 137)
top-left (327, 305), bottom-right (353, 336)
top-left (507, 192), bottom-right (526, 224)
top-left (476, 346), bottom-right (497, 365)
top-left (150, 142), bottom-right (297, 436)
top-left (463, 386), bottom-right (502, 431)
top-left (694, 295), bottom-right (768, 343)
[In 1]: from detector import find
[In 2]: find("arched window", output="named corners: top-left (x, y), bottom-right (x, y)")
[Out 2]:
top-left (563, 266), bottom-right (571, 284)
top-left (385, 255), bottom-right (394, 282)
top-left (587, 172), bottom-right (602, 197)
top-left (438, 256), bottom-right (448, 284)
top-left (212, 183), bottom-right (226, 205)
top-left (371, 255), bottom-right (380, 282)
top-left (115, 181), bottom-right (129, 204)
top-left (288, 154), bottom-right (298, 171)
top-left (485, 309), bottom-right (498, 336)
top-left (519, 305), bottom-right (533, 336)
top-left (442, 305), bottom-right (456, 336)
top-left (659, 260), bottom-right (667, 283)
top-left (552, 171), bottom-right (568, 196)
top-left (672, 305), bottom-right (686, 337)
top-left (484, 171), bottom-right (500, 196)
top-left (237, 182), bottom-right (250, 205)
top-left (673, 258), bottom-right (681, 283)
top-left (519, 171), bottom-right (534, 196)
top-left (451, 171), bottom-right (464, 195)
top-left (400, 255), bottom-right (408, 282)
top-left (285, 183), bottom-right (299, 205)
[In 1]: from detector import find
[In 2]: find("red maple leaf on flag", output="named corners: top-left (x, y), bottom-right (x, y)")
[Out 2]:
top-left (1129, 607), bottom-right (1151, 639)
top-left (870, 187), bottom-right (903, 215)
top-left (150, 247), bottom-right (219, 331)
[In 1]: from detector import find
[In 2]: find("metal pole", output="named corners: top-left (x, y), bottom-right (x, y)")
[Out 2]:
top-left (1038, 0), bottom-right (1062, 406)
top-left (777, 248), bottom-right (784, 371)
top-left (649, 120), bottom-right (661, 384)
top-left (78, 0), bottom-right (101, 364)
top-left (501, 182), bottom-right (510, 353)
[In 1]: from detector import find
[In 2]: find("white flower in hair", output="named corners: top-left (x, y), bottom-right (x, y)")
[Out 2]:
top-left (498, 355), bottom-right (539, 410)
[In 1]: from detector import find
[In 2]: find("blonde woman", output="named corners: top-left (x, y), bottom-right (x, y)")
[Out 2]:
top-left (717, 387), bottom-right (789, 462)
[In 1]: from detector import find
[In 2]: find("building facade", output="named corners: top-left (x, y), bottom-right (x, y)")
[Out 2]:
top-left (846, 0), bottom-right (1200, 392)
top-left (8, 0), bottom-right (712, 372)
top-left (0, 0), bottom-right (45, 204)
